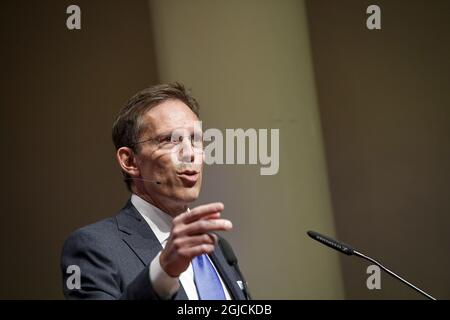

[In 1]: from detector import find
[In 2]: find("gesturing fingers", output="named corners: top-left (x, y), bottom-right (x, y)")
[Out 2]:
top-left (160, 202), bottom-right (231, 277)
top-left (172, 233), bottom-right (218, 249)
top-left (173, 218), bottom-right (232, 238)
top-left (175, 202), bottom-right (224, 225)
top-left (177, 244), bottom-right (216, 259)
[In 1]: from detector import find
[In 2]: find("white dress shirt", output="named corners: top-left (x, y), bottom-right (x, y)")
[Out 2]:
top-left (131, 194), bottom-right (231, 300)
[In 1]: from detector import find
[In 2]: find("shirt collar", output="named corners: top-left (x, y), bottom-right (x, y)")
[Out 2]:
top-left (131, 194), bottom-right (173, 244)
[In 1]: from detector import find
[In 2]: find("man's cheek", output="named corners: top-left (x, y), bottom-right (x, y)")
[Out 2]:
top-left (158, 155), bottom-right (176, 171)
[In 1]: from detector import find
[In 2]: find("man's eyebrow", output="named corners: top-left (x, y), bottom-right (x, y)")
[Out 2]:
top-left (152, 131), bottom-right (172, 141)
top-left (153, 128), bottom-right (178, 137)
top-left (148, 132), bottom-right (170, 142)
top-left (155, 126), bottom-right (201, 137)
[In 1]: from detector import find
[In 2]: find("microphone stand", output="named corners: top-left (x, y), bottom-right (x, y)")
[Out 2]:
top-left (353, 249), bottom-right (436, 300)
top-left (307, 230), bottom-right (437, 300)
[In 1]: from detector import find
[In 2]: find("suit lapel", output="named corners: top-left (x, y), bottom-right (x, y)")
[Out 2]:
top-left (210, 248), bottom-right (246, 300)
top-left (115, 200), bottom-right (188, 300)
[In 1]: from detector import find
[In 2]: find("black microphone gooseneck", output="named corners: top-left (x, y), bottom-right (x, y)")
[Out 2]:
top-left (307, 230), bottom-right (436, 300)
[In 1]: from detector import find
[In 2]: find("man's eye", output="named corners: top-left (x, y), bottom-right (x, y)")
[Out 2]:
top-left (162, 135), bottom-right (181, 143)
top-left (159, 136), bottom-right (172, 143)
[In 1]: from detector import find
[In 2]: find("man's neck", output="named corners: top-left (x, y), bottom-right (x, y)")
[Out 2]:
top-left (132, 190), bottom-right (188, 218)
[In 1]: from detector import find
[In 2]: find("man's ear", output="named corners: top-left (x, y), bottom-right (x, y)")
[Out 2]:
top-left (116, 147), bottom-right (140, 177)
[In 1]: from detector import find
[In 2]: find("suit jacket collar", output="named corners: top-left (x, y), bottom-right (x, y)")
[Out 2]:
top-left (115, 200), bottom-right (189, 300)
top-left (116, 202), bottom-right (160, 266)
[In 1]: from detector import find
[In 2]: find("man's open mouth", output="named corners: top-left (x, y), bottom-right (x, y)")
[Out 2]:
top-left (176, 170), bottom-right (200, 184)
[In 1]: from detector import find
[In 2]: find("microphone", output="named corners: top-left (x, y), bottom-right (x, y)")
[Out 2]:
top-left (218, 237), bottom-right (252, 300)
top-left (307, 230), bottom-right (437, 300)
top-left (307, 230), bottom-right (354, 255)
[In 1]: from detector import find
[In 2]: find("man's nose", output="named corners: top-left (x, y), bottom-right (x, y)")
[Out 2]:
top-left (180, 138), bottom-right (195, 163)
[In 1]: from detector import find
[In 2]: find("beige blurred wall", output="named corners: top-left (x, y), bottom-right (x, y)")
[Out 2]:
top-left (1, 0), bottom-right (345, 299)
top-left (1, 0), bottom-right (448, 300)
top-left (0, 0), bottom-right (158, 299)
top-left (307, 0), bottom-right (450, 299)
top-left (148, 0), bottom-right (345, 299)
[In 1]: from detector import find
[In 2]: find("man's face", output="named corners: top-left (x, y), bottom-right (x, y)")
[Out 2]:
top-left (133, 99), bottom-right (203, 205)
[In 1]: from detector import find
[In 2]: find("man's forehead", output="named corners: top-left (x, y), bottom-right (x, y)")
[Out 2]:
top-left (140, 99), bottom-right (199, 135)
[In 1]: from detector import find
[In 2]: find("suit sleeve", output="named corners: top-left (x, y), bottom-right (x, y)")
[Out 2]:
top-left (61, 229), bottom-right (162, 300)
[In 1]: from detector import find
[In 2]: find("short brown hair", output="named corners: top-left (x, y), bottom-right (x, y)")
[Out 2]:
top-left (112, 82), bottom-right (200, 190)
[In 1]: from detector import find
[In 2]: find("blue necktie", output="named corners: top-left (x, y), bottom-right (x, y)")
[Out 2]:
top-left (192, 254), bottom-right (226, 300)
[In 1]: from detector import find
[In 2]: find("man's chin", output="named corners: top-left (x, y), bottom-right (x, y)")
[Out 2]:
top-left (180, 192), bottom-right (200, 203)
top-left (168, 187), bottom-right (200, 203)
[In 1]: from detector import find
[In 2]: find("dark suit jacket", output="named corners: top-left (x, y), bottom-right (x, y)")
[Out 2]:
top-left (61, 200), bottom-right (248, 300)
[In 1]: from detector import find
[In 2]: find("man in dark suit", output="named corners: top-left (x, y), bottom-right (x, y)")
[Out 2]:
top-left (61, 83), bottom-right (249, 300)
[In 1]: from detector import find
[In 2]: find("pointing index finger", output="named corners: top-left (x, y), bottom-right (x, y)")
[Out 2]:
top-left (179, 202), bottom-right (224, 224)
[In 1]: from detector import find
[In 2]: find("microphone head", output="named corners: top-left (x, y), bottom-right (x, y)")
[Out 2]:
top-left (307, 230), bottom-right (354, 256)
